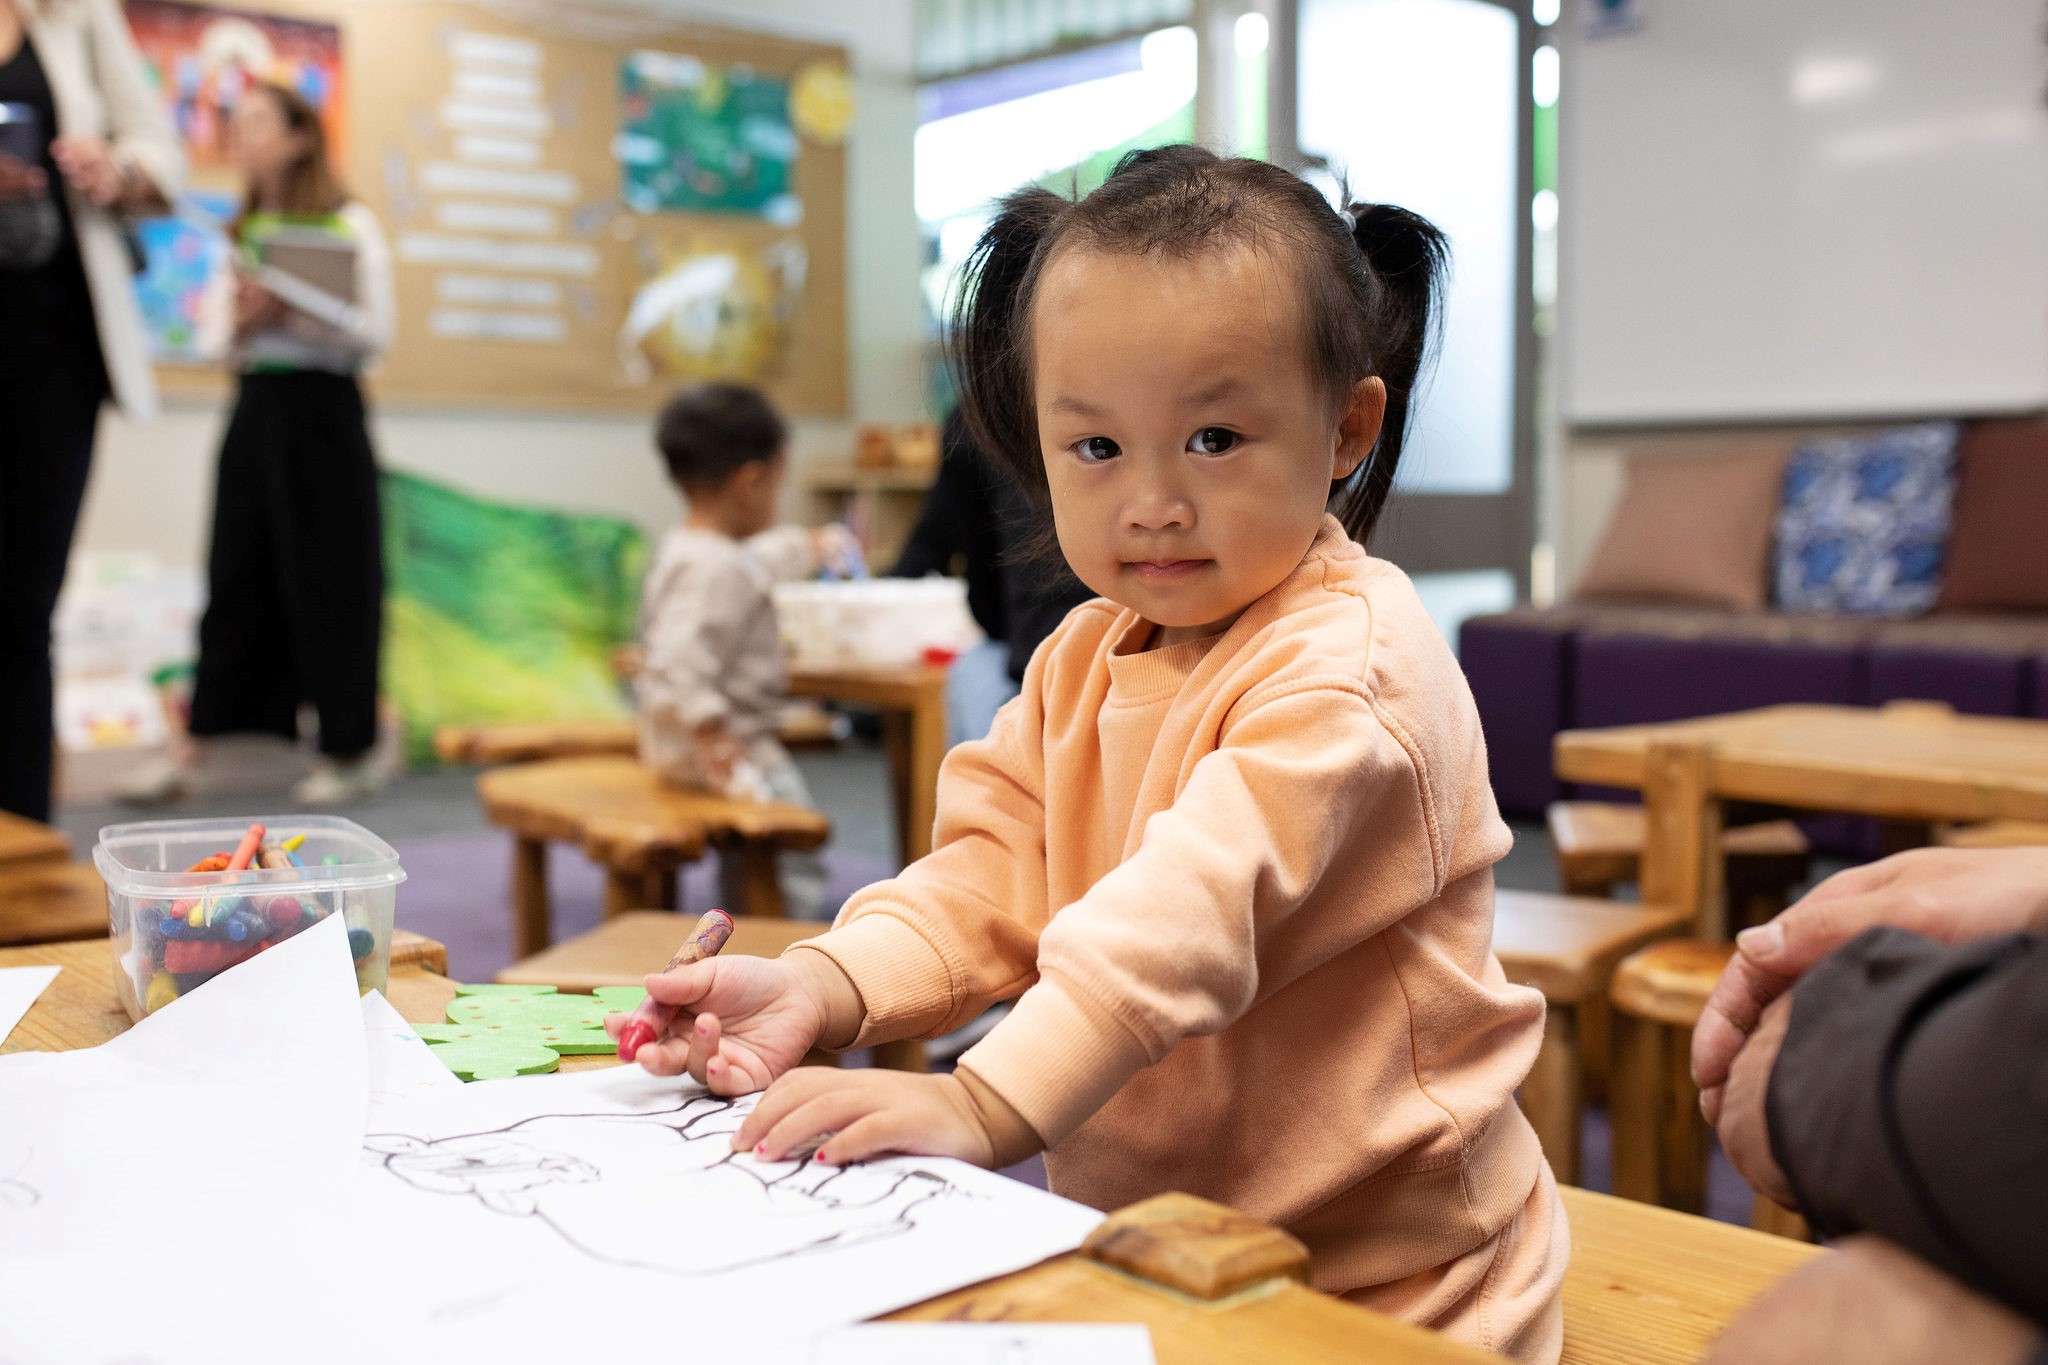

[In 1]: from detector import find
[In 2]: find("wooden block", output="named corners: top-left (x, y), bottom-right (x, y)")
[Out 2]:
top-left (1082, 1192), bottom-right (1310, 1301)
top-left (1610, 940), bottom-right (1736, 1028)
top-left (389, 929), bottom-right (448, 976)
top-left (0, 862), bottom-right (105, 947)
top-left (0, 810), bottom-right (70, 872)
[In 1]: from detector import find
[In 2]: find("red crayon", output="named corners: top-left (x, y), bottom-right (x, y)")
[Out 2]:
top-left (616, 909), bottom-right (736, 1063)
top-left (225, 823), bottom-right (265, 873)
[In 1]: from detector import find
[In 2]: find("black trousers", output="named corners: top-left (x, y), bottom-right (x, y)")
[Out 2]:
top-left (188, 371), bottom-right (384, 758)
top-left (0, 329), bottom-right (104, 821)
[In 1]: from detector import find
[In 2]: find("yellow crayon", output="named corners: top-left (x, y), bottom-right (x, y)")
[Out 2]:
top-left (281, 833), bottom-right (307, 852)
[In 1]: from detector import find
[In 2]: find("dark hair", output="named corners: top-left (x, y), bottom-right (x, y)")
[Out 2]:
top-left (234, 83), bottom-right (349, 232)
top-left (947, 145), bottom-right (1447, 546)
top-left (655, 382), bottom-right (788, 491)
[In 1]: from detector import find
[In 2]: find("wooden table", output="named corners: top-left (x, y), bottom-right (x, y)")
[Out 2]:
top-left (0, 810), bottom-right (70, 871)
top-left (1555, 702), bottom-right (2048, 938)
top-left (6, 936), bottom-right (1823, 1362)
top-left (788, 663), bottom-right (949, 866)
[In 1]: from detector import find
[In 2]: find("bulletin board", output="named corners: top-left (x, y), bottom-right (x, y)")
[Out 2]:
top-left (130, 0), bottom-right (851, 416)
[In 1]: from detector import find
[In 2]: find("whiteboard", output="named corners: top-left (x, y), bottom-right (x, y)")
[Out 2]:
top-left (1561, 0), bottom-right (2048, 424)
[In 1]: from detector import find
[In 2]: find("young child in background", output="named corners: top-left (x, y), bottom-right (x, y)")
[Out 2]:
top-left (611, 149), bottom-right (1567, 1360)
top-left (638, 382), bottom-right (852, 921)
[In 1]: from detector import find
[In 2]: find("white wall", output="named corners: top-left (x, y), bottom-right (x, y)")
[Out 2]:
top-left (71, 0), bottom-right (924, 574)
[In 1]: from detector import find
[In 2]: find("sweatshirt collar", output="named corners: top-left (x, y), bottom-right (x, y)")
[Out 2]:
top-left (1102, 516), bottom-right (1357, 703)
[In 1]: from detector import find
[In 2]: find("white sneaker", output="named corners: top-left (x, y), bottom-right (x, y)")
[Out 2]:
top-left (117, 753), bottom-right (203, 806)
top-left (292, 758), bottom-right (389, 806)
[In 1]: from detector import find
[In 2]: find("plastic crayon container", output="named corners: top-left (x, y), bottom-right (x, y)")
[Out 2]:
top-left (95, 815), bottom-right (407, 1021)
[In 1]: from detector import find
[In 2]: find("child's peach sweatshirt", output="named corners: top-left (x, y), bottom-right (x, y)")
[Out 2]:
top-left (793, 517), bottom-right (1566, 1360)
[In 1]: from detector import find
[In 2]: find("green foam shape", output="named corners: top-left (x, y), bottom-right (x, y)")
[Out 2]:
top-left (413, 1026), bottom-right (561, 1081)
top-left (421, 984), bottom-right (655, 1080)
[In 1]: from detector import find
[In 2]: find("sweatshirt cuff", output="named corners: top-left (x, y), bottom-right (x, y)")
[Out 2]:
top-left (787, 911), bottom-right (955, 1047)
top-left (956, 974), bottom-right (1153, 1149)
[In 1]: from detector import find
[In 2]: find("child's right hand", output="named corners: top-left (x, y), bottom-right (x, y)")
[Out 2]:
top-left (602, 951), bottom-right (861, 1095)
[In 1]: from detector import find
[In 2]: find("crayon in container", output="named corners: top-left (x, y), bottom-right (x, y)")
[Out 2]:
top-left (94, 815), bottom-right (406, 1021)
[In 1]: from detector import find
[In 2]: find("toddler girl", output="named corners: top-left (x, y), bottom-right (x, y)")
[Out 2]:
top-left (610, 146), bottom-right (1566, 1361)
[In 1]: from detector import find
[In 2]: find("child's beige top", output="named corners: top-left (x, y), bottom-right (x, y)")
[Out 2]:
top-left (795, 516), bottom-right (1550, 1299)
top-left (636, 525), bottom-right (814, 776)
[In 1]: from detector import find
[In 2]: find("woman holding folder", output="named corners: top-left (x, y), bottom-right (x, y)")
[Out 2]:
top-left (123, 82), bottom-right (396, 806)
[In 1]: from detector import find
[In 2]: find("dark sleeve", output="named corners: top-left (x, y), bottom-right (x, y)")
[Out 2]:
top-left (1766, 926), bottom-right (2048, 1325)
top-left (890, 413), bottom-right (1007, 641)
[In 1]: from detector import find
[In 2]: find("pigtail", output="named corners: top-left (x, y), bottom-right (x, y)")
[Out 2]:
top-left (947, 186), bottom-right (1071, 498)
top-left (1332, 203), bottom-right (1449, 545)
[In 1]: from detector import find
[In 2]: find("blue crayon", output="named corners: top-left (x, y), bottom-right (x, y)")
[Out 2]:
top-left (347, 927), bottom-right (375, 960)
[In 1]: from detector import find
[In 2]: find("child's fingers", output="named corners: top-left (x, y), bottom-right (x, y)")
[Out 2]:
top-left (686, 1014), bottom-right (722, 1086)
top-left (733, 1068), bottom-right (838, 1150)
top-left (602, 1011), bottom-right (625, 1040)
top-left (643, 961), bottom-right (719, 1009)
top-left (633, 1031), bottom-right (695, 1077)
top-left (814, 1112), bottom-right (918, 1166)
top-left (750, 1090), bottom-right (874, 1163)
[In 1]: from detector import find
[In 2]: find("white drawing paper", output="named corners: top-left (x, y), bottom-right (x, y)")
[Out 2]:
top-left (347, 1064), bottom-right (1105, 1362)
top-left (361, 988), bottom-right (462, 1124)
top-left (815, 1324), bottom-right (1158, 1365)
top-left (0, 964), bottom-right (59, 1046)
top-left (0, 913), bottom-right (365, 1258)
top-left (0, 914), bottom-right (372, 1365)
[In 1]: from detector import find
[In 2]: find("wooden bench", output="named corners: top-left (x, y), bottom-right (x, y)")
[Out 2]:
top-left (0, 862), bottom-right (106, 947)
top-left (1494, 889), bottom-right (1690, 1186)
top-left (1549, 800), bottom-right (1812, 932)
top-left (1608, 939), bottom-right (1810, 1238)
top-left (477, 755), bottom-right (831, 958)
top-left (434, 705), bottom-right (842, 767)
top-left (1937, 819), bottom-right (2048, 849)
top-left (497, 909), bottom-right (928, 1072)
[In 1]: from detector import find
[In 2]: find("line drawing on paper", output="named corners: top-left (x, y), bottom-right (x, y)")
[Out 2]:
top-left (362, 1092), bottom-right (971, 1280)
top-left (0, 1147), bottom-right (39, 1212)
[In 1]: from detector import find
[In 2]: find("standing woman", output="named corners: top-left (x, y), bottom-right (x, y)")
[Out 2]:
top-left (0, 0), bottom-right (181, 821)
top-left (123, 82), bottom-right (394, 805)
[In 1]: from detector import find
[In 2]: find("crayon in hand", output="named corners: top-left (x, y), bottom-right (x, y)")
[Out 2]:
top-left (616, 908), bottom-right (736, 1064)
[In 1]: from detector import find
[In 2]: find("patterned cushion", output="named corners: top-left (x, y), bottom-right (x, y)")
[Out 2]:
top-left (1774, 422), bottom-right (1959, 617)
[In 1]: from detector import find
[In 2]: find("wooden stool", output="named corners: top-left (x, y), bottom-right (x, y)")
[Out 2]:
top-left (0, 862), bottom-right (106, 947)
top-left (1938, 819), bottom-right (2048, 849)
top-left (1493, 889), bottom-right (1689, 1186)
top-left (1609, 939), bottom-right (1810, 1238)
top-left (1549, 800), bottom-right (1812, 930)
top-left (477, 755), bottom-right (831, 959)
top-left (496, 909), bottom-right (927, 1072)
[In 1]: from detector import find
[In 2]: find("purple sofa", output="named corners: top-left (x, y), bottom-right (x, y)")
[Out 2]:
top-left (1462, 604), bottom-right (2048, 820)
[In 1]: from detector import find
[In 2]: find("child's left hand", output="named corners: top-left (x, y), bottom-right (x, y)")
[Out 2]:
top-left (734, 1070), bottom-right (998, 1168)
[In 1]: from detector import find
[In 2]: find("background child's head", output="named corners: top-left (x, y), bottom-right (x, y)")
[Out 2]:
top-left (656, 382), bottom-right (789, 536)
top-left (949, 145), bottom-right (1445, 643)
top-left (230, 82), bottom-right (349, 220)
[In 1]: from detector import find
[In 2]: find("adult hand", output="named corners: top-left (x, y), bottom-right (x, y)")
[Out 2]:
top-left (602, 950), bottom-right (856, 1094)
top-left (809, 523), bottom-right (862, 577)
top-left (49, 136), bottom-right (125, 207)
top-left (0, 152), bottom-right (47, 200)
top-left (734, 1069), bottom-right (1000, 1168)
top-left (1708, 993), bottom-right (1795, 1201)
top-left (1693, 846), bottom-right (2048, 1112)
top-left (1703, 1236), bottom-right (2040, 1365)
